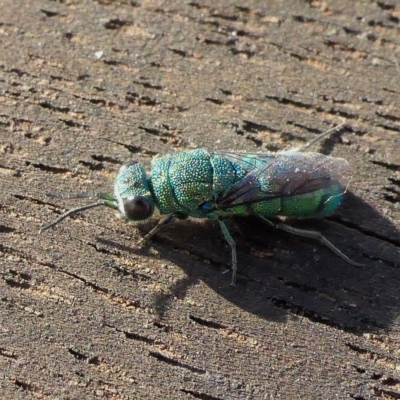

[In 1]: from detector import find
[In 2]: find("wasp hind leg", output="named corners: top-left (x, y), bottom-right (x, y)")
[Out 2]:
top-left (259, 216), bottom-right (365, 267)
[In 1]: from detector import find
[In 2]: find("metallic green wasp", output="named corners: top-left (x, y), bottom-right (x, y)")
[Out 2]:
top-left (40, 124), bottom-right (364, 285)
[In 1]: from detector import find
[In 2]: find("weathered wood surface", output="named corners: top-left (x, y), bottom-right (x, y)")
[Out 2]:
top-left (1, 1), bottom-right (400, 399)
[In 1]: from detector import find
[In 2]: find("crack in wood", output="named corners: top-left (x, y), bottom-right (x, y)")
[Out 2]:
top-left (149, 351), bottom-right (206, 374)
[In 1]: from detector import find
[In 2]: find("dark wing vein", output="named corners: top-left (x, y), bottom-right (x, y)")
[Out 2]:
top-left (216, 151), bottom-right (349, 209)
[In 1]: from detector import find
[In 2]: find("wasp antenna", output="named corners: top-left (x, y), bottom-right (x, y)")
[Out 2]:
top-left (39, 201), bottom-right (108, 233)
top-left (45, 192), bottom-right (109, 200)
top-left (296, 121), bottom-right (347, 152)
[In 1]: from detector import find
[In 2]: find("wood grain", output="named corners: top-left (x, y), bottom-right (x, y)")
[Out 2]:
top-left (1, 1), bottom-right (399, 399)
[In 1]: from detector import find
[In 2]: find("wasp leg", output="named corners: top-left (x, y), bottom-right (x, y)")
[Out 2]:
top-left (219, 219), bottom-right (238, 286)
top-left (138, 213), bottom-right (176, 245)
top-left (259, 217), bottom-right (365, 267)
top-left (138, 212), bottom-right (189, 245)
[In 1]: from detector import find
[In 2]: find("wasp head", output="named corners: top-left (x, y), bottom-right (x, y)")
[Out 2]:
top-left (114, 161), bottom-right (154, 221)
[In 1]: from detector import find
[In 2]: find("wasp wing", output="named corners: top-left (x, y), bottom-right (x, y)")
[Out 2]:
top-left (216, 151), bottom-right (349, 209)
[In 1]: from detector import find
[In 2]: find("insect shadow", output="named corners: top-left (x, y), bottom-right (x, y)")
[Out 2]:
top-left (95, 189), bottom-right (400, 334)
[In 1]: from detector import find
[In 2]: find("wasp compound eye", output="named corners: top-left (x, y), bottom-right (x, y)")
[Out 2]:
top-left (123, 195), bottom-right (153, 221)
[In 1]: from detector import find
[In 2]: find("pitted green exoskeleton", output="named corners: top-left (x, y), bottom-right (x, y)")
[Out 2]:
top-left (40, 124), bottom-right (364, 285)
